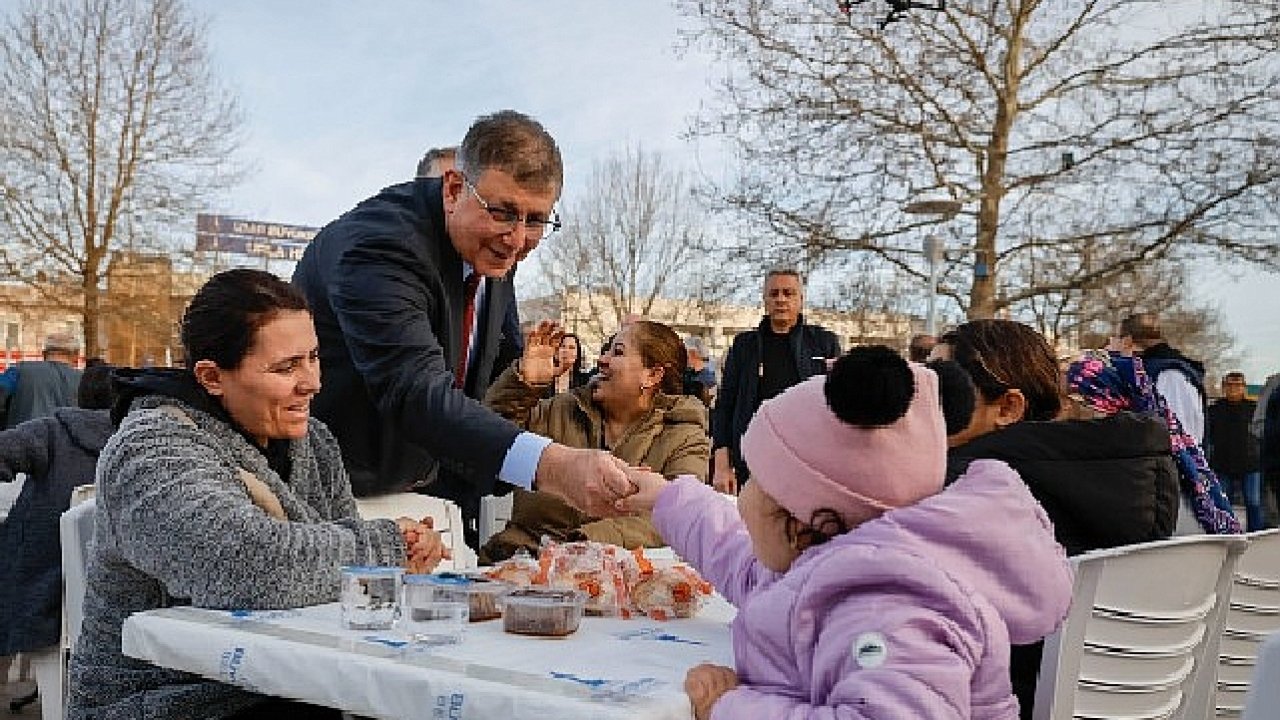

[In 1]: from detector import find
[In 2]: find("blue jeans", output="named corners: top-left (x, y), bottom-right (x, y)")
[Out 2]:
top-left (1218, 471), bottom-right (1266, 532)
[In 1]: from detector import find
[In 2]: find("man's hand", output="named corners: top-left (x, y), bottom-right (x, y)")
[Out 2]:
top-left (711, 448), bottom-right (738, 495)
top-left (396, 516), bottom-right (452, 574)
top-left (518, 320), bottom-right (564, 386)
top-left (535, 444), bottom-right (635, 517)
top-left (685, 663), bottom-right (738, 720)
top-left (613, 468), bottom-right (669, 514)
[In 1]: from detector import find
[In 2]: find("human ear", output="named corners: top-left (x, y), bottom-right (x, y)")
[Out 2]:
top-left (642, 366), bottom-right (664, 392)
top-left (993, 388), bottom-right (1027, 428)
top-left (192, 360), bottom-right (224, 396)
top-left (441, 169), bottom-right (465, 213)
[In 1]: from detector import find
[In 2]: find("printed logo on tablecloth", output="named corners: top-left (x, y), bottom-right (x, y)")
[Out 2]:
top-left (227, 609), bottom-right (303, 621)
top-left (218, 646), bottom-right (260, 691)
top-left (362, 635), bottom-right (410, 649)
top-left (612, 626), bottom-right (705, 645)
top-left (549, 671), bottom-right (664, 701)
top-left (433, 693), bottom-right (464, 719)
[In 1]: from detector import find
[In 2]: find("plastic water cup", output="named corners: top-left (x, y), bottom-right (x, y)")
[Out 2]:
top-left (340, 566), bottom-right (403, 630)
top-left (406, 601), bottom-right (468, 645)
top-left (403, 574), bottom-right (470, 644)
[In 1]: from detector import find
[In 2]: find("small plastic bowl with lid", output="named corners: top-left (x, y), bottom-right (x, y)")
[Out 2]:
top-left (502, 589), bottom-right (587, 637)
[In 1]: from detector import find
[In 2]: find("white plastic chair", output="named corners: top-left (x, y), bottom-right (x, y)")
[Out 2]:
top-left (1242, 631), bottom-right (1280, 720)
top-left (35, 491), bottom-right (98, 720)
top-left (355, 492), bottom-right (476, 570)
top-left (1033, 534), bottom-right (1249, 720)
top-left (478, 493), bottom-right (514, 547)
top-left (1217, 529), bottom-right (1280, 717)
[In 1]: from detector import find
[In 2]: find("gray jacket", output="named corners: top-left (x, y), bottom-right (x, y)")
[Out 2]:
top-left (2, 360), bottom-right (81, 429)
top-left (67, 395), bottom-right (405, 719)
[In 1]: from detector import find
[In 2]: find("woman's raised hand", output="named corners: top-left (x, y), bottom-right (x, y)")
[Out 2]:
top-left (518, 320), bottom-right (564, 386)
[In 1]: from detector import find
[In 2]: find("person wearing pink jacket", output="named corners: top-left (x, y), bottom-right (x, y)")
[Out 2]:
top-left (622, 346), bottom-right (1074, 719)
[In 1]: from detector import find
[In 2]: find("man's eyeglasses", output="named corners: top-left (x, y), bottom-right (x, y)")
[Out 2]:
top-left (462, 175), bottom-right (561, 239)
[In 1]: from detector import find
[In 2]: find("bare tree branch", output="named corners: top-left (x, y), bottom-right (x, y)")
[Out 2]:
top-left (681, 0), bottom-right (1280, 333)
top-left (0, 0), bottom-right (244, 356)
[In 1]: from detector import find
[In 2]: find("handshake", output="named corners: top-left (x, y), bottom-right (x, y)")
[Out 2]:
top-left (533, 444), bottom-right (672, 518)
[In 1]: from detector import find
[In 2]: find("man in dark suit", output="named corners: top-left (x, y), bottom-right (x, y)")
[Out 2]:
top-left (293, 110), bottom-right (632, 522)
top-left (416, 143), bottom-right (524, 387)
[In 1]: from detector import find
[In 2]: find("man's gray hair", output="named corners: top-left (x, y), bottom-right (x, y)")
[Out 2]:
top-left (764, 267), bottom-right (804, 285)
top-left (415, 146), bottom-right (456, 178)
top-left (684, 335), bottom-right (708, 357)
top-left (456, 110), bottom-right (563, 193)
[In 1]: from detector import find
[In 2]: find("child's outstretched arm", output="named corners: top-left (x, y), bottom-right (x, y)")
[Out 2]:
top-left (621, 473), bottom-right (776, 605)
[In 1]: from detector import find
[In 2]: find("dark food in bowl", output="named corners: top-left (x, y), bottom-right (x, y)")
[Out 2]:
top-left (502, 589), bottom-right (586, 637)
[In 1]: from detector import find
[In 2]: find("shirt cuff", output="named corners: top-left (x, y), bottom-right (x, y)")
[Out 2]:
top-left (499, 432), bottom-right (552, 490)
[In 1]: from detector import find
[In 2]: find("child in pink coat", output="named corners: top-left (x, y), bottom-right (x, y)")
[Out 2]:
top-left (623, 346), bottom-right (1074, 719)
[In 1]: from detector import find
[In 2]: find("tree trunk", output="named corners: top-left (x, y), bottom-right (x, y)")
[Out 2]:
top-left (969, 5), bottom-right (1028, 320)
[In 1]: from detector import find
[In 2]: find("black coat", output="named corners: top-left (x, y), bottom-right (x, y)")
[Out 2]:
top-left (0, 408), bottom-right (111, 653)
top-left (947, 412), bottom-right (1180, 555)
top-left (947, 411), bottom-right (1180, 720)
top-left (710, 316), bottom-right (840, 479)
top-left (293, 178), bottom-right (521, 499)
top-left (1206, 398), bottom-right (1260, 475)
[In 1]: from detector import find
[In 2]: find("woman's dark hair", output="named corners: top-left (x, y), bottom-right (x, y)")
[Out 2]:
top-left (938, 319), bottom-right (1062, 421)
top-left (181, 269), bottom-right (309, 370)
top-left (628, 320), bottom-right (687, 395)
top-left (77, 362), bottom-right (116, 410)
top-left (558, 333), bottom-right (585, 374)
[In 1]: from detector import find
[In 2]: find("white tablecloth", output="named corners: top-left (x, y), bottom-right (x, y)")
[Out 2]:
top-left (122, 597), bottom-right (736, 720)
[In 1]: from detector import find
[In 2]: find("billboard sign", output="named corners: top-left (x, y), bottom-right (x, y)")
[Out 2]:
top-left (196, 214), bottom-right (319, 262)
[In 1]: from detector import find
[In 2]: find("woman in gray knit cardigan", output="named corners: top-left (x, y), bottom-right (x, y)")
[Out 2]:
top-left (66, 270), bottom-right (447, 720)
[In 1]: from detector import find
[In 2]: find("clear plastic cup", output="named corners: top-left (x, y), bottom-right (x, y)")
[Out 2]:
top-left (403, 574), bottom-right (470, 644)
top-left (340, 566), bottom-right (403, 630)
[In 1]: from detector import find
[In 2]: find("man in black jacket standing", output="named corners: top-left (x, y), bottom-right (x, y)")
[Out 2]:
top-left (710, 269), bottom-right (840, 493)
top-left (1206, 371), bottom-right (1264, 530)
top-left (293, 110), bottom-right (633, 523)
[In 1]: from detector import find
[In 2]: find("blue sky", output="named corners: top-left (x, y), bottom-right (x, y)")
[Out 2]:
top-left (195, 1), bottom-right (1278, 382)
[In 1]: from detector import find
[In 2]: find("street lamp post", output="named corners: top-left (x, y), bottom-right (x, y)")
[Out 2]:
top-left (903, 199), bottom-right (963, 336)
top-left (923, 235), bottom-right (943, 335)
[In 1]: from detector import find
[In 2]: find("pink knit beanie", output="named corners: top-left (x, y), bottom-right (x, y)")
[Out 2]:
top-left (742, 346), bottom-right (947, 529)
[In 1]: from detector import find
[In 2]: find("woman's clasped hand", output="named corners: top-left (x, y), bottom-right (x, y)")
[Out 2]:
top-left (396, 517), bottom-right (451, 574)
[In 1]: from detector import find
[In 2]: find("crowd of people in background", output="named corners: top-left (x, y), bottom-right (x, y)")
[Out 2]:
top-left (1, 109), bottom-right (1278, 719)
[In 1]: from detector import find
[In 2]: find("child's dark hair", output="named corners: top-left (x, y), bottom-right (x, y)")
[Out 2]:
top-left (791, 508), bottom-right (851, 550)
top-left (77, 362), bottom-right (116, 410)
top-left (926, 359), bottom-right (977, 436)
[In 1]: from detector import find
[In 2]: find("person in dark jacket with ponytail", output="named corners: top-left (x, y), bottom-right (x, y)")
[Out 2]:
top-left (933, 319), bottom-right (1180, 720)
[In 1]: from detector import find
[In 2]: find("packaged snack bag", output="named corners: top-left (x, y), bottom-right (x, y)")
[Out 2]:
top-left (629, 564), bottom-right (714, 621)
top-left (539, 540), bottom-right (633, 617)
top-left (484, 549), bottom-right (540, 587)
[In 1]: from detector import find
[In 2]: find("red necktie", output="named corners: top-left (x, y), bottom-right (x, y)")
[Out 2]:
top-left (454, 273), bottom-right (481, 389)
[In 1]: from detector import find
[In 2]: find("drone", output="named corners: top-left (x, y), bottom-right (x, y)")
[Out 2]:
top-left (837, 0), bottom-right (947, 28)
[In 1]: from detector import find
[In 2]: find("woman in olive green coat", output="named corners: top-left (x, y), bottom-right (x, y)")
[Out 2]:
top-left (480, 320), bottom-right (710, 562)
